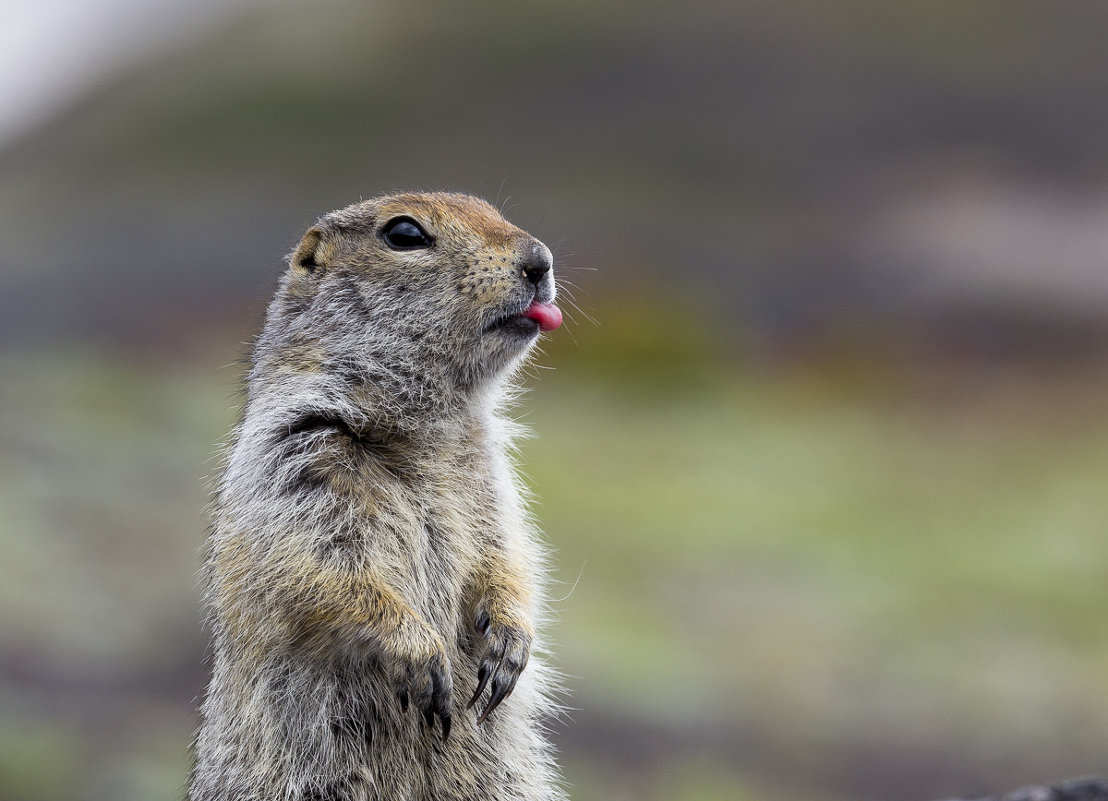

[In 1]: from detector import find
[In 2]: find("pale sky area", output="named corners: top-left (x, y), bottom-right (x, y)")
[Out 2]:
top-left (0, 0), bottom-right (271, 147)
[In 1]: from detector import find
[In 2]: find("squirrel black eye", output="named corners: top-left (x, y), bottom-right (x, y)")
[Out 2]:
top-left (382, 217), bottom-right (433, 250)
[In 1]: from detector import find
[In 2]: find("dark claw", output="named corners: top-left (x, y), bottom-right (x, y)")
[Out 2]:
top-left (477, 674), bottom-right (515, 725)
top-left (467, 663), bottom-right (490, 710)
top-left (396, 648), bottom-right (454, 741)
top-left (440, 713), bottom-right (452, 742)
top-left (475, 610), bottom-right (491, 637)
top-left (430, 661), bottom-right (453, 741)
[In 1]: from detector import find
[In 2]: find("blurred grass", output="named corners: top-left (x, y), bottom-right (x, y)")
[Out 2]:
top-left (528, 370), bottom-right (1108, 733)
top-left (1, 340), bottom-right (1107, 799)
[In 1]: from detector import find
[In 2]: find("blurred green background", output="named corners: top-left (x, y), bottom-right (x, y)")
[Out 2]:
top-left (2, 2), bottom-right (1107, 800)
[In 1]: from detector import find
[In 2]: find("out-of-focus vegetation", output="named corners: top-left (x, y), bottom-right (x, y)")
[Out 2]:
top-left (4, 0), bottom-right (1108, 351)
top-left (3, 328), bottom-right (1107, 800)
top-left (2, 1), bottom-right (1108, 800)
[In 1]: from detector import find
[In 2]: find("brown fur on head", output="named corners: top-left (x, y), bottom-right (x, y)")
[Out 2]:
top-left (260, 192), bottom-right (556, 410)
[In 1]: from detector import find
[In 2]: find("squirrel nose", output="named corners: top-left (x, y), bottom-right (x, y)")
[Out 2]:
top-left (520, 243), bottom-right (553, 285)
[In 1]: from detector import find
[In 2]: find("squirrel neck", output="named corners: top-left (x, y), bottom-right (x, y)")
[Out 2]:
top-left (248, 276), bottom-right (527, 454)
top-left (245, 354), bottom-right (513, 456)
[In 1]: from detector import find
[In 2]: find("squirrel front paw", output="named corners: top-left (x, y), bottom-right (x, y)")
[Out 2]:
top-left (395, 638), bottom-right (454, 741)
top-left (467, 608), bottom-right (532, 724)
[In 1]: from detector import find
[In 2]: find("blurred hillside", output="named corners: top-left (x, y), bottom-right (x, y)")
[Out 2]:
top-left (2, 0), bottom-right (1108, 356)
top-left (1, 2), bottom-right (1107, 801)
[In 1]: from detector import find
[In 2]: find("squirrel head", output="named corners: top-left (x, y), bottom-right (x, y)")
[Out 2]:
top-left (259, 192), bottom-right (561, 419)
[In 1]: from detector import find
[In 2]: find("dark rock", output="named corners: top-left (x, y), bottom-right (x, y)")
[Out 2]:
top-left (941, 777), bottom-right (1108, 801)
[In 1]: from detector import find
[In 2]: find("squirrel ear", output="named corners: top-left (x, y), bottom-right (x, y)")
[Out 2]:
top-left (290, 228), bottom-right (326, 274)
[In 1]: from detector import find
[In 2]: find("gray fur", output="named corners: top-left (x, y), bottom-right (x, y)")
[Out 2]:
top-left (188, 193), bottom-right (565, 801)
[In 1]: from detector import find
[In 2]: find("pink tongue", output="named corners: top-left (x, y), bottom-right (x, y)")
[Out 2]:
top-left (524, 301), bottom-right (562, 332)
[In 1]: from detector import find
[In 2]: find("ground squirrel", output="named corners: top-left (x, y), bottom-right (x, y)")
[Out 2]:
top-left (188, 192), bottom-right (566, 801)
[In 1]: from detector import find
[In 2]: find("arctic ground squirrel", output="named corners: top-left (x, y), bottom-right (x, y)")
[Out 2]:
top-left (188, 192), bottom-right (566, 801)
